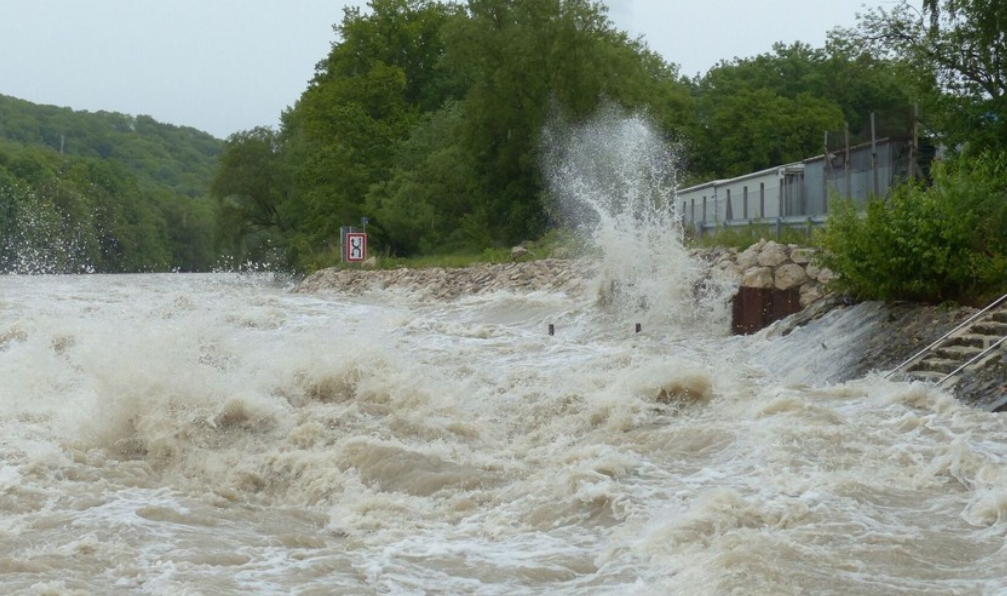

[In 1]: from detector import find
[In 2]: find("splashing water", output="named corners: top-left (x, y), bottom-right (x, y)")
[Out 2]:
top-left (542, 107), bottom-right (733, 331)
top-left (0, 181), bottom-right (97, 274)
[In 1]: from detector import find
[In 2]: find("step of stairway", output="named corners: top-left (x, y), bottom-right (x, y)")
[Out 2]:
top-left (934, 344), bottom-right (984, 360)
top-left (948, 333), bottom-right (1000, 349)
top-left (972, 320), bottom-right (1007, 337)
top-left (909, 357), bottom-right (964, 375)
top-left (988, 310), bottom-right (1007, 324)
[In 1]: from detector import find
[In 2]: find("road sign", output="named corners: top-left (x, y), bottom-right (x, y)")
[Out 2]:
top-left (346, 232), bottom-right (367, 262)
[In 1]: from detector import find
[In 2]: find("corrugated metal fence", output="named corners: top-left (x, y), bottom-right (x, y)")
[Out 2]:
top-left (680, 137), bottom-right (916, 239)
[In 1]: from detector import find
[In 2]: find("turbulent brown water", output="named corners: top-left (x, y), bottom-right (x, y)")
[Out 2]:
top-left (2, 271), bottom-right (1007, 596)
top-left (3, 110), bottom-right (1007, 595)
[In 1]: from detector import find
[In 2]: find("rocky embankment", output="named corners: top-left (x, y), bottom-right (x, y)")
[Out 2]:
top-left (293, 258), bottom-right (600, 299)
top-left (294, 240), bottom-right (832, 305)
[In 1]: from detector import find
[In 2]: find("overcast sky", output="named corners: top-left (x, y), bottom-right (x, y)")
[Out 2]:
top-left (0, 0), bottom-right (893, 139)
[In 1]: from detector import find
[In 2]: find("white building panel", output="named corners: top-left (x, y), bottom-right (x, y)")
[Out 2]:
top-left (677, 163), bottom-right (803, 227)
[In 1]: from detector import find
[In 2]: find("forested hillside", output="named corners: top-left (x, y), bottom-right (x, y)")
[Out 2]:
top-left (212, 0), bottom-right (922, 272)
top-left (0, 95), bottom-right (222, 272)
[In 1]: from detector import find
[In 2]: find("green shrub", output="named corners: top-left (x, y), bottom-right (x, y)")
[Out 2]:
top-left (818, 152), bottom-right (1007, 303)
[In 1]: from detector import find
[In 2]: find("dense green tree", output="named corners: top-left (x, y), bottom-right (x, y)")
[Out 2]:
top-left (0, 95), bottom-right (221, 198)
top-left (211, 126), bottom-right (285, 263)
top-left (365, 101), bottom-right (478, 254)
top-left (217, 0), bottom-right (700, 266)
top-left (858, 0), bottom-right (1007, 153)
top-left (693, 86), bottom-right (844, 178)
top-left (0, 148), bottom-right (177, 273)
top-left (431, 0), bottom-right (691, 248)
top-left (686, 41), bottom-right (915, 179)
top-left (821, 32), bottom-right (921, 142)
top-left (282, 63), bottom-right (416, 265)
top-left (64, 158), bottom-right (172, 272)
top-left (273, 0), bottom-right (461, 268)
top-left (319, 0), bottom-right (467, 111)
top-left (156, 191), bottom-right (216, 271)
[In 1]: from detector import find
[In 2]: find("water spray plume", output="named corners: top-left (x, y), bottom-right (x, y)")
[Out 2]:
top-left (543, 105), bottom-right (733, 331)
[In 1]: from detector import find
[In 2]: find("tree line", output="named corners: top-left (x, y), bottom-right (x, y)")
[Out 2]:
top-left (214, 0), bottom-right (970, 272)
top-left (5, 0), bottom-right (1004, 294)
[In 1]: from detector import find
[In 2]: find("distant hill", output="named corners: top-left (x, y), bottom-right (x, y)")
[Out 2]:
top-left (0, 94), bottom-right (224, 273)
top-left (0, 94), bottom-right (222, 198)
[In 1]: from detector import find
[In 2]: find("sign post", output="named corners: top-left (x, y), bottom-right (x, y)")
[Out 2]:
top-left (345, 232), bottom-right (367, 263)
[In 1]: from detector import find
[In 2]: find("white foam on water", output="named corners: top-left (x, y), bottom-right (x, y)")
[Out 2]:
top-left (2, 272), bottom-right (1007, 594)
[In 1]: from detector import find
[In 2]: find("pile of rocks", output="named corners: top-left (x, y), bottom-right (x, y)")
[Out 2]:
top-left (699, 240), bottom-right (835, 307)
top-left (293, 258), bottom-right (600, 300)
top-left (296, 240), bottom-right (836, 308)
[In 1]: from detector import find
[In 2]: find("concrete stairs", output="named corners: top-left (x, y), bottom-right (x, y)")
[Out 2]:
top-left (887, 300), bottom-right (1007, 412)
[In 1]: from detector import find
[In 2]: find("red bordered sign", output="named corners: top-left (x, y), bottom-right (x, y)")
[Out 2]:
top-left (345, 232), bottom-right (367, 262)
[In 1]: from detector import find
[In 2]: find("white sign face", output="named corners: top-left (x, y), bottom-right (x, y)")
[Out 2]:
top-left (346, 232), bottom-right (367, 262)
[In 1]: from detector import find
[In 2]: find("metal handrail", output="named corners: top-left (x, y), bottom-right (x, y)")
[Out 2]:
top-left (883, 290), bottom-right (1007, 379)
top-left (934, 334), bottom-right (1007, 386)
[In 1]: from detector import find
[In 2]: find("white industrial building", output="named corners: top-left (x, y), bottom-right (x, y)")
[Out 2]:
top-left (677, 138), bottom-right (918, 236)
top-left (677, 163), bottom-right (804, 227)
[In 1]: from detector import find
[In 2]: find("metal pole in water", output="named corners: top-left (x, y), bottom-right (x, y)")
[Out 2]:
top-left (548, 324), bottom-right (555, 336)
top-left (635, 323), bottom-right (642, 334)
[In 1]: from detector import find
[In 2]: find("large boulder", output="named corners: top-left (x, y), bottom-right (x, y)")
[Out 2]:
top-left (800, 283), bottom-right (825, 307)
top-left (757, 241), bottom-right (789, 268)
top-left (790, 248), bottom-right (816, 265)
top-left (736, 246), bottom-right (760, 270)
top-left (817, 267), bottom-right (837, 285)
top-left (774, 263), bottom-right (808, 290)
top-left (718, 262), bottom-right (743, 283)
top-left (741, 266), bottom-right (774, 289)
